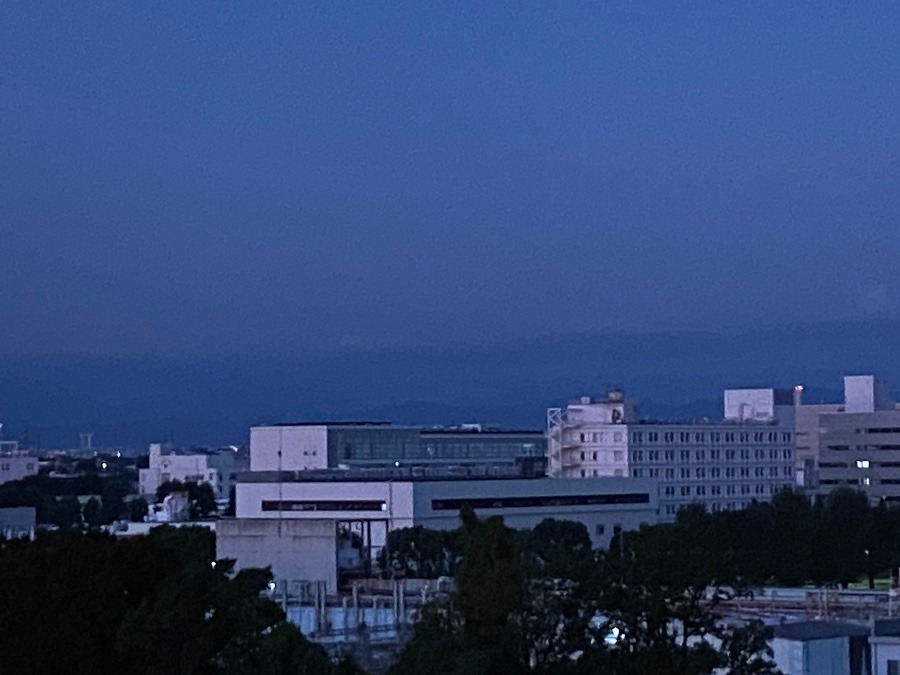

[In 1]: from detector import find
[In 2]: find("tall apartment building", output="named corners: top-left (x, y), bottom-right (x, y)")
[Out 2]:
top-left (814, 376), bottom-right (900, 502)
top-left (548, 388), bottom-right (796, 519)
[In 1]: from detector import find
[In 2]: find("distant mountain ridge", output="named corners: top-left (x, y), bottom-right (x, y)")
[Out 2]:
top-left (0, 320), bottom-right (895, 448)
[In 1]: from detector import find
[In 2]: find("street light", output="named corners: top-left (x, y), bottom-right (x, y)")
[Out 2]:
top-left (865, 549), bottom-right (873, 590)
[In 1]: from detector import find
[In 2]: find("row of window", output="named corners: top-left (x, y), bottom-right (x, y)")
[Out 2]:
top-left (574, 448), bottom-right (794, 463)
top-left (826, 445), bottom-right (900, 452)
top-left (633, 430), bottom-right (792, 445)
top-left (633, 466), bottom-right (793, 479)
top-left (0, 463), bottom-right (35, 472)
top-left (576, 432), bottom-right (625, 444)
top-left (663, 483), bottom-right (783, 497)
top-left (579, 450), bottom-right (625, 462)
top-left (633, 448), bottom-right (793, 463)
top-left (820, 477), bottom-right (900, 487)
top-left (662, 501), bottom-right (759, 516)
top-left (432, 493), bottom-right (651, 511)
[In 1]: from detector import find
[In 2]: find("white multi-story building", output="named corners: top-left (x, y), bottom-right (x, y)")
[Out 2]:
top-left (139, 443), bottom-right (246, 502)
top-left (548, 388), bottom-right (796, 519)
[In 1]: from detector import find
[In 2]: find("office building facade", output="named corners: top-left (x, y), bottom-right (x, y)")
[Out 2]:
top-left (815, 376), bottom-right (900, 502)
top-left (548, 388), bottom-right (796, 519)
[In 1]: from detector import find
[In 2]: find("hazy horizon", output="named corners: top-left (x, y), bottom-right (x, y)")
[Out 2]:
top-left (3, 3), bottom-right (900, 357)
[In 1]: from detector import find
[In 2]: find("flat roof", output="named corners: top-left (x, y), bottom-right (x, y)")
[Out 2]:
top-left (238, 468), bottom-right (547, 483)
top-left (420, 428), bottom-right (544, 436)
top-left (254, 423), bottom-right (543, 434)
top-left (259, 421), bottom-right (394, 428)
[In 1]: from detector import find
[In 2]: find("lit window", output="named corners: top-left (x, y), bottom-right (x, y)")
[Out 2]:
top-left (857, 460), bottom-right (870, 469)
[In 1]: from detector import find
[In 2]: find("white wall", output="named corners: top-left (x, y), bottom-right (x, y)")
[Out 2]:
top-left (845, 375), bottom-right (894, 413)
top-left (139, 448), bottom-right (215, 497)
top-left (0, 456), bottom-right (38, 486)
top-left (411, 477), bottom-right (657, 548)
top-left (217, 518), bottom-right (339, 592)
top-left (771, 637), bottom-right (850, 675)
top-left (249, 426), bottom-right (329, 472)
top-left (872, 637), bottom-right (900, 675)
top-left (236, 480), bottom-right (415, 532)
top-left (724, 389), bottom-right (776, 421)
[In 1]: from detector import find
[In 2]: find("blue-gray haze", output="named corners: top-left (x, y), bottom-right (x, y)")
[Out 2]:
top-left (1, 4), bottom-right (898, 445)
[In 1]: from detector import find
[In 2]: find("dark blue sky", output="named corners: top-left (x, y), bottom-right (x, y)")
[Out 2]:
top-left (2, 2), bottom-right (899, 355)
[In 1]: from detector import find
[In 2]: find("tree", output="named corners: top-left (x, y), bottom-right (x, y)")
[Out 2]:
top-left (390, 509), bottom-right (527, 675)
top-left (811, 488), bottom-right (871, 586)
top-left (455, 511), bottom-right (525, 650)
top-left (129, 496), bottom-right (149, 522)
top-left (225, 485), bottom-right (236, 517)
top-left (157, 480), bottom-right (218, 520)
top-left (380, 525), bottom-right (455, 578)
top-left (82, 496), bottom-right (102, 529)
top-left (99, 481), bottom-right (128, 525)
top-left (769, 489), bottom-right (814, 586)
top-left (53, 495), bottom-right (83, 529)
top-left (518, 518), bottom-right (593, 580)
top-left (0, 526), bottom-right (337, 675)
top-left (718, 620), bottom-right (781, 675)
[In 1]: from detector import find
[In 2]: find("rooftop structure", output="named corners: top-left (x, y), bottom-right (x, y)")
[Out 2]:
top-left (249, 422), bottom-right (547, 476)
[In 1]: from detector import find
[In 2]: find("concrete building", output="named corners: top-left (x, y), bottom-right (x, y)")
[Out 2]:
top-left (814, 376), bottom-right (900, 502)
top-left (0, 454), bottom-right (38, 486)
top-left (794, 398), bottom-right (843, 489)
top-left (771, 621), bottom-right (870, 675)
top-left (870, 619), bottom-right (900, 675)
top-left (138, 443), bottom-right (246, 502)
top-left (249, 423), bottom-right (547, 475)
top-left (548, 388), bottom-right (796, 519)
top-left (220, 469), bottom-right (658, 591)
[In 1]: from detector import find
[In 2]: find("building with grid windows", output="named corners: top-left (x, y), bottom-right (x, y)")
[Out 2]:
top-left (548, 388), bottom-right (797, 519)
top-left (813, 376), bottom-right (900, 502)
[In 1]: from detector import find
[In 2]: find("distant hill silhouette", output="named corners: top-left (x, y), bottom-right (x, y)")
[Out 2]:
top-left (0, 320), bottom-right (895, 448)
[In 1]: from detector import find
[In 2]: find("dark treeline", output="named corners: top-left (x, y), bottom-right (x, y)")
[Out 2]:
top-left (0, 473), bottom-right (223, 529)
top-left (388, 507), bottom-right (783, 675)
top-left (0, 526), bottom-right (362, 675)
top-left (384, 487), bottom-right (900, 590)
top-left (385, 488), bottom-right (900, 674)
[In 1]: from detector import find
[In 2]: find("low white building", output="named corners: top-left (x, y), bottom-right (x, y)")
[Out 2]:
top-left (0, 454), bottom-right (38, 486)
top-left (220, 470), bottom-right (659, 592)
top-left (139, 443), bottom-right (245, 502)
top-left (770, 621), bottom-right (870, 675)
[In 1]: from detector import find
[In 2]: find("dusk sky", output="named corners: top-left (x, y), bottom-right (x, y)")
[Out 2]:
top-left (2, 2), bottom-right (899, 355)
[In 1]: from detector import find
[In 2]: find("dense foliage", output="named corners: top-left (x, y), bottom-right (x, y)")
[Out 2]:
top-left (385, 488), bottom-right (900, 589)
top-left (0, 472), bottom-right (136, 528)
top-left (157, 479), bottom-right (219, 519)
top-left (388, 488), bottom-right (900, 675)
top-left (0, 526), bottom-right (344, 675)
